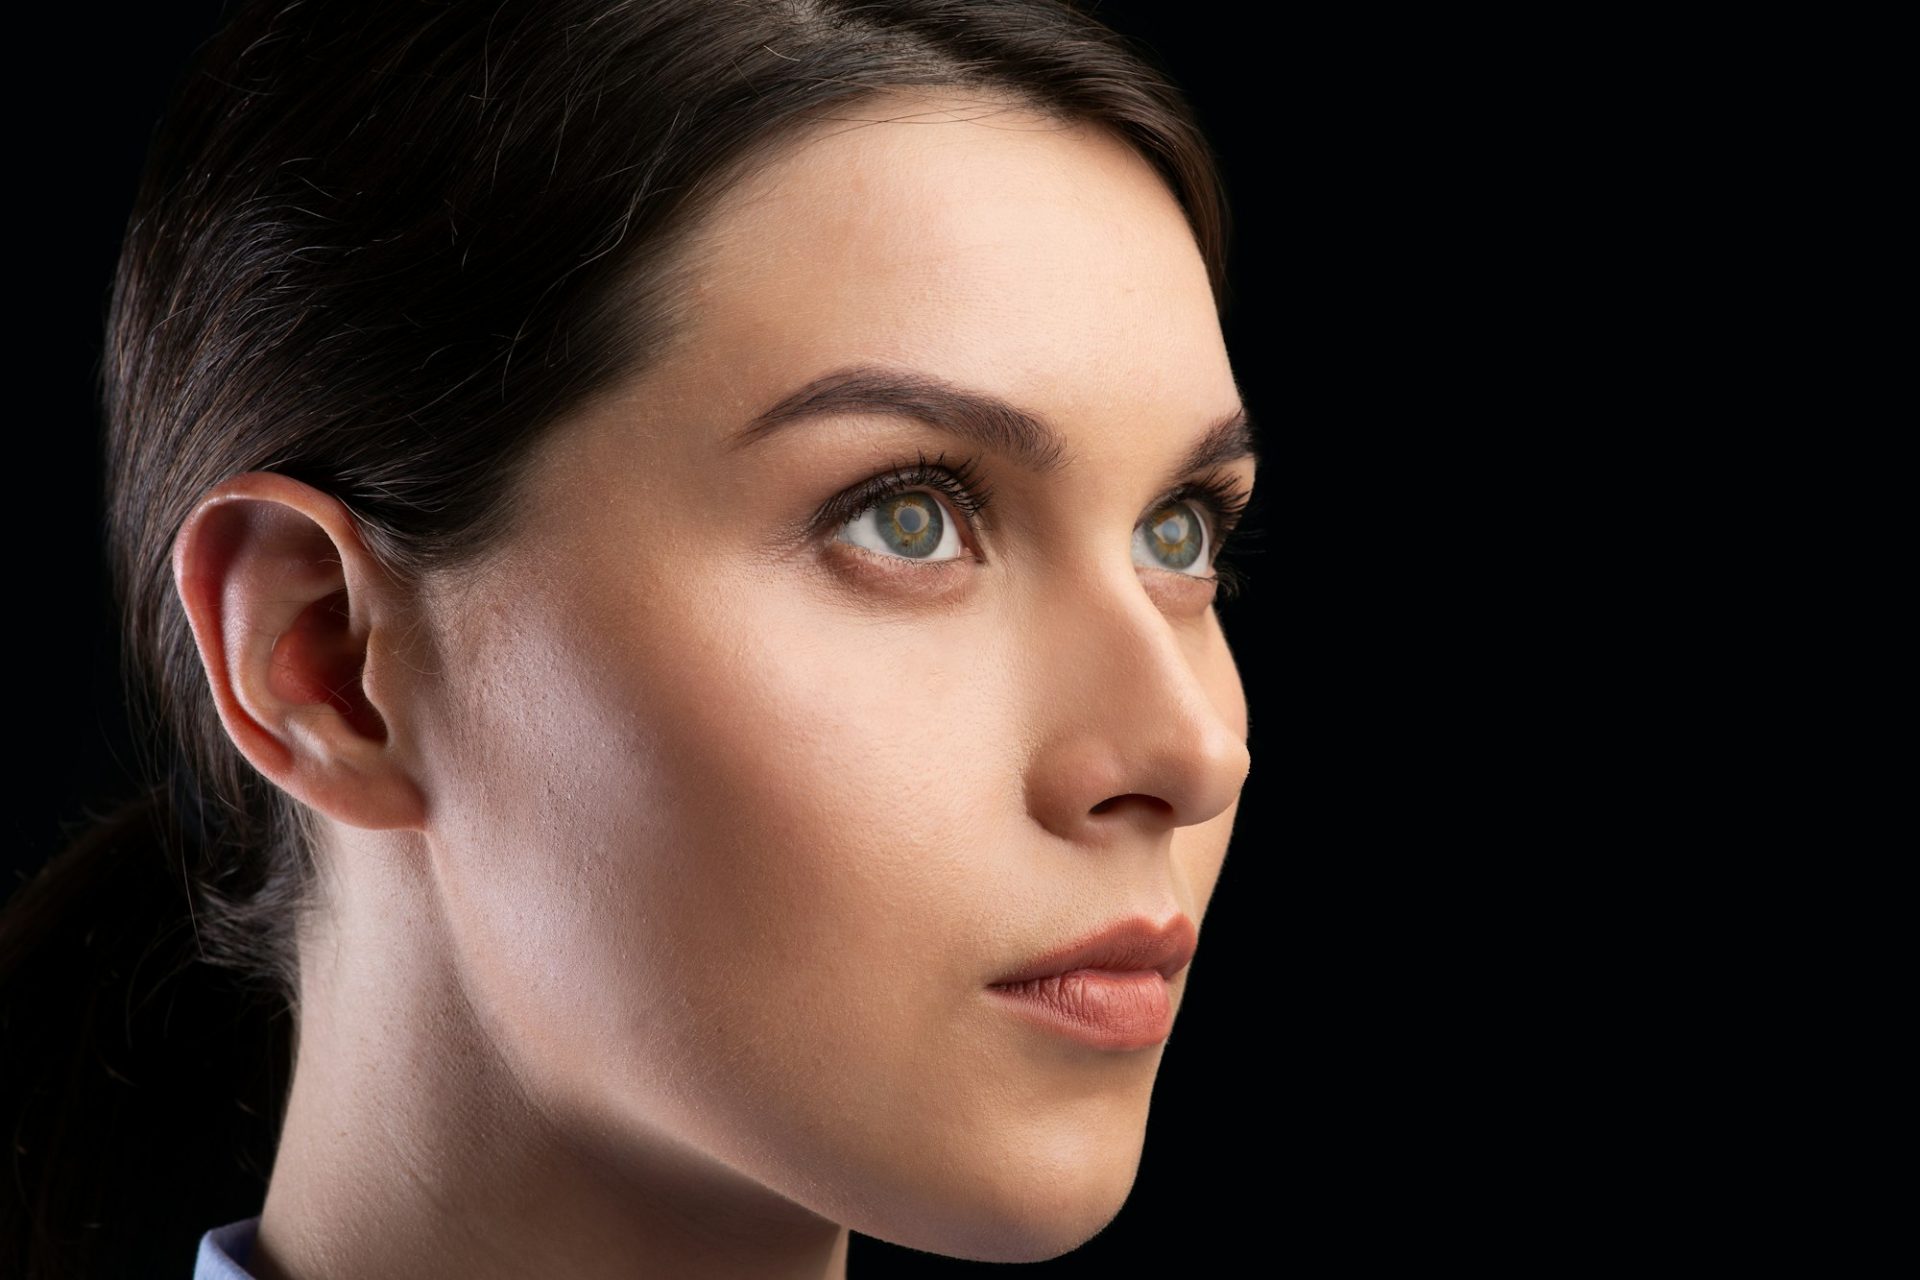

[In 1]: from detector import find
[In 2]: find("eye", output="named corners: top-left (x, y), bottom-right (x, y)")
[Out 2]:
top-left (1133, 498), bottom-right (1214, 575)
top-left (827, 451), bottom-right (989, 565)
top-left (835, 485), bottom-right (969, 563)
top-left (820, 451), bottom-right (1258, 599)
top-left (1132, 472), bottom-right (1256, 589)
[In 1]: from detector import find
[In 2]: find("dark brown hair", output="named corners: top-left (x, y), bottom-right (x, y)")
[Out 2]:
top-left (1, 2), bottom-right (1234, 1274)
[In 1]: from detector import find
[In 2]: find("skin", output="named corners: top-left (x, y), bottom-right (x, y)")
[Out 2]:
top-left (173, 90), bottom-right (1255, 1280)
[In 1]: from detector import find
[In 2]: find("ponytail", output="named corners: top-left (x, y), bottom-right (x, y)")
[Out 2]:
top-left (1, 782), bottom-right (293, 1278)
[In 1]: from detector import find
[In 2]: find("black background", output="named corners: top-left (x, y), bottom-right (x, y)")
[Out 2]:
top-left (14, 2), bottom-right (1311, 1273)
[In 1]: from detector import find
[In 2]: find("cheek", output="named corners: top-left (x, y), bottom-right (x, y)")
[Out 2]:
top-left (421, 568), bottom-right (1060, 1182)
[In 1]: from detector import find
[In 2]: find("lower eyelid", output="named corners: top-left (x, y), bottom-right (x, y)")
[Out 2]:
top-left (823, 538), bottom-right (978, 600)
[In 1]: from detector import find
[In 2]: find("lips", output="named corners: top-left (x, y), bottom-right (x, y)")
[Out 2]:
top-left (988, 913), bottom-right (1198, 988)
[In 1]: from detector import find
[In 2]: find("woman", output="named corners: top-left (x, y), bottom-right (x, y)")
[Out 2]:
top-left (4, 2), bottom-right (1263, 1276)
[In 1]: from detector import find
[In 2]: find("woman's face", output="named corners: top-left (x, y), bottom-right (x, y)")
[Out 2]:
top-left (411, 91), bottom-right (1254, 1260)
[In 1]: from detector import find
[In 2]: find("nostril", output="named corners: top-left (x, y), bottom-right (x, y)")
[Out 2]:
top-left (1090, 794), bottom-right (1165, 816)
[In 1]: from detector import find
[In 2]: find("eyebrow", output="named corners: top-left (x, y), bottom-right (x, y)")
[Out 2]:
top-left (724, 362), bottom-right (1258, 480)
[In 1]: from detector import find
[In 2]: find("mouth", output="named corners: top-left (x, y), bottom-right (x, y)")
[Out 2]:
top-left (984, 914), bottom-right (1197, 1051)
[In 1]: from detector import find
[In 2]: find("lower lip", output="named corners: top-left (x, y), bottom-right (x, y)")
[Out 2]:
top-left (985, 969), bottom-right (1174, 1050)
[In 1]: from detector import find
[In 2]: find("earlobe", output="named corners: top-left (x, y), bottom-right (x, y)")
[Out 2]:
top-left (172, 471), bottom-right (426, 832)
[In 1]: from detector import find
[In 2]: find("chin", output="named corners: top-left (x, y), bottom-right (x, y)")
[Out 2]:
top-left (847, 1134), bottom-right (1146, 1264)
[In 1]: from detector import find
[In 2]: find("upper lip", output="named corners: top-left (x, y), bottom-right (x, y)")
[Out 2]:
top-left (988, 914), bottom-right (1198, 986)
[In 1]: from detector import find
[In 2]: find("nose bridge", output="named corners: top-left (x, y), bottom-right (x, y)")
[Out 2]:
top-left (1019, 558), bottom-right (1252, 843)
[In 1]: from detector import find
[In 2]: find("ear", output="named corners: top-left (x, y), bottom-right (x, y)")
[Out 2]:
top-left (172, 470), bottom-right (427, 831)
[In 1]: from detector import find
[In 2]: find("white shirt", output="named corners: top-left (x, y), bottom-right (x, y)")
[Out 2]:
top-left (193, 1215), bottom-right (261, 1279)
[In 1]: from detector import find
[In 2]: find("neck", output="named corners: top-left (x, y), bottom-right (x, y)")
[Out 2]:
top-left (249, 832), bottom-right (850, 1280)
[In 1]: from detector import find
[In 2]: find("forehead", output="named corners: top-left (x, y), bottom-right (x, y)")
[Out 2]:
top-left (658, 90), bottom-right (1230, 435)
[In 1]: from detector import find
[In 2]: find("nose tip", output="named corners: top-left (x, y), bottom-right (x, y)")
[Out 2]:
top-left (1027, 724), bottom-right (1246, 845)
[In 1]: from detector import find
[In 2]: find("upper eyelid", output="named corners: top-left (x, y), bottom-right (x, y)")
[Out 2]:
top-left (853, 459), bottom-right (1246, 508)
top-left (825, 455), bottom-right (992, 523)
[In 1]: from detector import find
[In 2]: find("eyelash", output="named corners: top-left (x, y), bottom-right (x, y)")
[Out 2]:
top-left (817, 449), bottom-right (1261, 601)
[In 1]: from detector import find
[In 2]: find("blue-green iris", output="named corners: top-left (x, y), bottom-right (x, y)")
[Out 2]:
top-left (874, 493), bottom-right (944, 558)
top-left (1144, 501), bottom-right (1204, 570)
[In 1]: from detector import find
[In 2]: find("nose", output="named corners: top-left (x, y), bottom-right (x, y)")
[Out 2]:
top-left (1020, 564), bottom-right (1252, 847)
